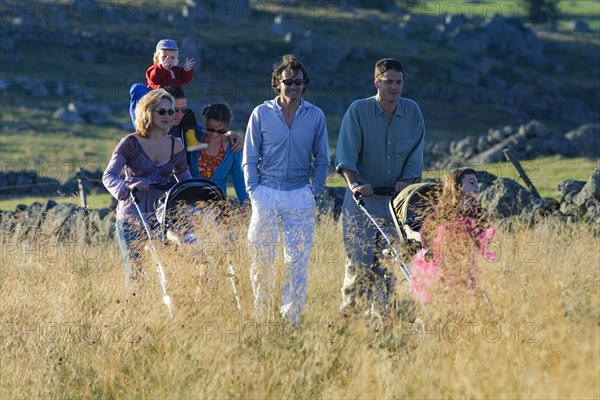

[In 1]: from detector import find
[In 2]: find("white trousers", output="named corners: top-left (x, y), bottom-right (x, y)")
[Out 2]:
top-left (247, 185), bottom-right (316, 325)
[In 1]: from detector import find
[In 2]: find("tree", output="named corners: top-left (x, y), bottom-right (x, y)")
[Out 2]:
top-left (523, 0), bottom-right (562, 23)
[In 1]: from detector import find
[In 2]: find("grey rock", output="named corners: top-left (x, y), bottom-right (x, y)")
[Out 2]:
top-left (428, 24), bottom-right (446, 43)
top-left (567, 20), bottom-right (591, 32)
top-left (382, 22), bottom-right (415, 39)
top-left (565, 124), bottom-right (600, 159)
top-left (448, 27), bottom-right (489, 55)
top-left (460, 55), bottom-right (496, 74)
top-left (557, 179), bottom-right (586, 202)
top-left (518, 120), bottom-right (551, 138)
top-left (479, 178), bottom-right (535, 217)
top-left (450, 66), bottom-right (480, 84)
top-left (53, 107), bottom-right (86, 124)
top-left (573, 164), bottom-right (600, 207)
top-left (476, 170), bottom-right (498, 192)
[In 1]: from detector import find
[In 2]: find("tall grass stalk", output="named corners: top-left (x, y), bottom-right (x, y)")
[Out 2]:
top-left (1, 214), bottom-right (598, 398)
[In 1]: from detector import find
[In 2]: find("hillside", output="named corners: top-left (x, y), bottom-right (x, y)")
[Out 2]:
top-left (0, 0), bottom-right (599, 169)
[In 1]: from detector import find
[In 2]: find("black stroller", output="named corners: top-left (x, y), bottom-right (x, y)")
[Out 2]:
top-left (155, 178), bottom-right (227, 245)
top-left (352, 183), bottom-right (441, 283)
top-left (389, 182), bottom-right (442, 250)
top-left (131, 178), bottom-right (241, 317)
top-left (351, 183), bottom-right (441, 322)
top-left (389, 181), bottom-right (496, 315)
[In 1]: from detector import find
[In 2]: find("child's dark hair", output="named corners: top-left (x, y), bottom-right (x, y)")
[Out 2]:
top-left (202, 103), bottom-right (232, 124)
top-left (163, 85), bottom-right (185, 100)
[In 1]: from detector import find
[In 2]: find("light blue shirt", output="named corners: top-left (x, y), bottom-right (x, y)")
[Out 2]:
top-left (243, 97), bottom-right (330, 196)
top-left (335, 96), bottom-right (424, 188)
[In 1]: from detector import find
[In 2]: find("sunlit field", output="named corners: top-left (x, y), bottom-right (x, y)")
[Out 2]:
top-left (1, 211), bottom-right (598, 398)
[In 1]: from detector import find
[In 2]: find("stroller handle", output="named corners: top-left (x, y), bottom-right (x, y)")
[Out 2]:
top-left (130, 182), bottom-right (173, 194)
top-left (353, 186), bottom-right (397, 201)
top-left (148, 182), bottom-right (174, 191)
top-left (130, 182), bottom-right (174, 204)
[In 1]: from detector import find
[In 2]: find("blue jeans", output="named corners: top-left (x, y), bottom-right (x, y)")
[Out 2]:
top-left (115, 219), bottom-right (145, 298)
top-left (129, 83), bottom-right (149, 128)
top-left (340, 189), bottom-right (398, 315)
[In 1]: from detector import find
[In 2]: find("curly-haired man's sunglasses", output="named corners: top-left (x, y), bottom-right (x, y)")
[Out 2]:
top-left (281, 79), bottom-right (307, 86)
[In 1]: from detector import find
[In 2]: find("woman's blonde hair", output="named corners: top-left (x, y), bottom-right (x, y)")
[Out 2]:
top-left (134, 88), bottom-right (174, 137)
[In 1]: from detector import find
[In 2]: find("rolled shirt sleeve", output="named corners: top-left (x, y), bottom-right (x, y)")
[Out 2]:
top-left (335, 96), bottom-right (424, 188)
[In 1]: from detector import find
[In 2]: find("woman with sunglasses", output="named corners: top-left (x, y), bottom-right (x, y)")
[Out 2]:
top-left (103, 88), bottom-right (192, 297)
top-left (197, 103), bottom-right (248, 205)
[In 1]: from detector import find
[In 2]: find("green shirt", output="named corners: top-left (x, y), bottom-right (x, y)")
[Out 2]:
top-left (335, 96), bottom-right (425, 188)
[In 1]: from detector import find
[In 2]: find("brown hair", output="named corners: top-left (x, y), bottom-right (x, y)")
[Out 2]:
top-left (374, 58), bottom-right (404, 80)
top-left (438, 167), bottom-right (478, 209)
top-left (420, 168), bottom-right (481, 250)
top-left (134, 88), bottom-right (175, 137)
top-left (271, 54), bottom-right (310, 94)
top-left (202, 103), bottom-right (233, 125)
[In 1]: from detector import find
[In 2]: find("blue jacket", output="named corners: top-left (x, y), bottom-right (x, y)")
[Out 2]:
top-left (198, 130), bottom-right (248, 204)
top-left (242, 97), bottom-right (330, 196)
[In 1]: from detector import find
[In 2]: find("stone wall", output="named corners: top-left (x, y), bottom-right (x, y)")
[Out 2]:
top-left (2, 164), bottom-right (598, 245)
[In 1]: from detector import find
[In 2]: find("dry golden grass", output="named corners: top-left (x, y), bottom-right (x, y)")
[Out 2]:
top-left (1, 214), bottom-right (598, 399)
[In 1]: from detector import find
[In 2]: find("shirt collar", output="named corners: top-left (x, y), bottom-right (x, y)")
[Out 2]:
top-left (274, 96), bottom-right (305, 111)
top-left (374, 96), bottom-right (402, 117)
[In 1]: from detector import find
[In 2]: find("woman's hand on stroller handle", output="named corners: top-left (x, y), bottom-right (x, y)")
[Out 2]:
top-left (127, 181), bottom-right (150, 193)
top-left (129, 181), bottom-right (172, 194)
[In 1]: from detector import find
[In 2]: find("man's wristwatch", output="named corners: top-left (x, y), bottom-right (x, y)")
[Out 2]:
top-left (350, 182), bottom-right (360, 190)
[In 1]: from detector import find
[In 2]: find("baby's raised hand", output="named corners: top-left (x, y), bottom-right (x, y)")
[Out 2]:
top-left (183, 58), bottom-right (196, 71)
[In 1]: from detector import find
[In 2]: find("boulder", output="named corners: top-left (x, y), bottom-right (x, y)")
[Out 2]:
top-left (517, 120), bottom-right (551, 138)
top-left (557, 179), bottom-right (586, 202)
top-left (479, 178), bottom-right (534, 217)
top-left (428, 24), bottom-right (446, 43)
top-left (476, 170), bottom-right (498, 192)
top-left (382, 22), bottom-right (415, 40)
top-left (573, 164), bottom-right (600, 207)
top-left (447, 27), bottom-right (489, 55)
top-left (53, 107), bottom-right (86, 124)
top-left (566, 20), bottom-right (591, 33)
top-left (565, 124), bottom-right (600, 159)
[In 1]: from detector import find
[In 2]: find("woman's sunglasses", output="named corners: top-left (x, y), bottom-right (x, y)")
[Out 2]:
top-left (205, 126), bottom-right (228, 134)
top-left (154, 108), bottom-right (175, 116)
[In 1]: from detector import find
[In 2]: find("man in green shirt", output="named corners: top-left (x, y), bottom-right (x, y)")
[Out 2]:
top-left (335, 58), bottom-right (425, 318)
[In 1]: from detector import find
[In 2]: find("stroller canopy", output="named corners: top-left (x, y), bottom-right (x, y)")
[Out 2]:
top-left (390, 182), bottom-right (441, 242)
top-left (156, 178), bottom-right (226, 237)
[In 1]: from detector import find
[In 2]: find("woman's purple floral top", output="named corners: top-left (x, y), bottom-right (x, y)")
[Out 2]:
top-left (103, 134), bottom-right (192, 223)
